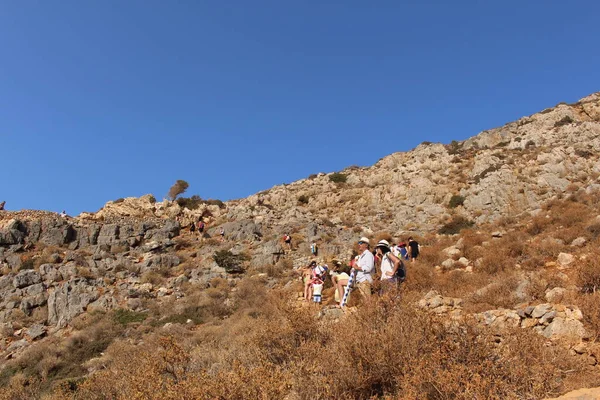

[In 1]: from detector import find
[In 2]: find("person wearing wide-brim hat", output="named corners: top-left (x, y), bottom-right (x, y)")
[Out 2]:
top-left (375, 239), bottom-right (404, 293)
top-left (354, 237), bottom-right (375, 301)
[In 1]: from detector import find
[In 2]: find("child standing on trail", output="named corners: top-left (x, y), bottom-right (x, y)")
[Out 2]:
top-left (312, 277), bottom-right (324, 303)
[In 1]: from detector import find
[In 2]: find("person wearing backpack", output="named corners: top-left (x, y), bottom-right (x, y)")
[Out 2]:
top-left (375, 239), bottom-right (404, 293)
top-left (283, 234), bottom-right (292, 250)
top-left (397, 242), bottom-right (409, 260)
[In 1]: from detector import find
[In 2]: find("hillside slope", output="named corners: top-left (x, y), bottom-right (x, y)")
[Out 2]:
top-left (0, 92), bottom-right (599, 398)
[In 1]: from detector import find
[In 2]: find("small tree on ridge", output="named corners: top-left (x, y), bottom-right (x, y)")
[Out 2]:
top-left (168, 180), bottom-right (189, 200)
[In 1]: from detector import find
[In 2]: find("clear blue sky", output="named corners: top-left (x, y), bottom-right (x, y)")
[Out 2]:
top-left (2, 1), bottom-right (599, 215)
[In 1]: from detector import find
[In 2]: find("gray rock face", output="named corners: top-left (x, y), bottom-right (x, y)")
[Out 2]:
top-left (26, 324), bottom-right (46, 340)
top-left (97, 224), bottom-right (120, 245)
top-left (0, 228), bottom-right (25, 245)
top-left (148, 220), bottom-right (180, 241)
top-left (140, 254), bottom-right (180, 272)
top-left (47, 279), bottom-right (101, 328)
top-left (13, 270), bottom-right (42, 289)
top-left (212, 220), bottom-right (261, 242)
top-left (39, 263), bottom-right (63, 283)
top-left (38, 219), bottom-right (76, 246)
top-left (542, 317), bottom-right (587, 341)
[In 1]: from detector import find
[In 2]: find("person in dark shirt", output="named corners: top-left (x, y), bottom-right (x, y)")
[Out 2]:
top-left (408, 237), bottom-right (420, 262)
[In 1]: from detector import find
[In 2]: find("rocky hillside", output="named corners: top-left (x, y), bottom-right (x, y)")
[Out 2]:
top-left (1, 91), bottom-right (600, 398)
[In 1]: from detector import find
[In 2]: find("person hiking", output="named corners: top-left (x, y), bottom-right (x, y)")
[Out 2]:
top-left (190, 221), bottom-right (196, 233)
top-left (220, 227), bottom-right (225, 241)
top-left (375, 240), bottom-right (403, 293)
top-left (331, 261), bottom-right (351, 305)
top-left (197, 219), bottom-right (205, 235)
top-left (408, 237), bottom-right (420, 262)
top-left (283, 233), bottom-right (292, 250)
top-left (310, 242), bottom-right (318, 256)
top-left (303, 261), bottom-right (317, 301)
top-left (354, 237), bottom-right (375, 301)
top-left (397, 242), bottom-right (409, 260)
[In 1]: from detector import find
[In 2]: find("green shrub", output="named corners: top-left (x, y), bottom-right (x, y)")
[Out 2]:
top-left (177, 195), bottom-right (203, 210)
top-left (113, 309), bottom-right (147, 325)
top-left (554, 115), bottom-right (573, 128)
top-left (473, 165), bottom-right (500, 184)
top-left (438, 216), bottom-right (474, 235)
top-left (297, 195), bottom-right (309, 205)
top-left (19, 258), bottom-right (35, 271)
top-left (446, 140), bottom-right (462, 155)
top-left (205, 199), bottom-right (225, 208)
top-left (448, 195), bottom-right (465, 208)
top-left (329, 172), bottom-right (347, 183)
top-left (213, 250), bottom-right (248, 273)
top-left (575, 149), bottom-right (594, 159)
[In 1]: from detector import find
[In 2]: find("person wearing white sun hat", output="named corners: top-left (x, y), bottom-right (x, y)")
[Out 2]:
top-left (375, 239), bottom-right (403, 293)
top-left (354, 237), bottom-right (375, 300)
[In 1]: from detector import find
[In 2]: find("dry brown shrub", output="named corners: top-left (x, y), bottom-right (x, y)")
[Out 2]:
top-left (526, 214), bottom-right (552, 235)
top-left (569, 292), bottom-right (600, 341)
top-left (545, 199), bottom-right (592, 228)
top-left (467, 272), bottom-right (522, 310)
top-left (140, 271), bottom-right (165, 285)
top-left (576, 253), bottom-right (600, 294)
top-left (525, 270), bottom-right (567, 301)
top-left (460, 230), bottom-right (486, 260)
top-left (554, 226), bottom-right (585, 245)
top-left (373, 231), bottom-right (393, 245)
top-left (477, 232), bottom-right (528, 274)
top-left (404, 263), bottom-right (434, 292)
top-left (4, 286), bottom-right (591, 400)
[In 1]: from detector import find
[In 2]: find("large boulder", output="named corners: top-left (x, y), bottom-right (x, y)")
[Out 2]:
top-left (13, 270), bottom-right (42, 289)
top-left (47, 279), bottom-right (101, 328)
top-left (38, 219), bottom-right (77, 246)
top-left (148, 220), bottom-right (180, 241)
top-left (97, 224), bottom-right (120, 245)
top-left (542, 317), bottom-right (587, 342)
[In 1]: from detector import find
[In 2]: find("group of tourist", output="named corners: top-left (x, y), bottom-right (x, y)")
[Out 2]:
top-left (301, 236), bottom-right (420, 307)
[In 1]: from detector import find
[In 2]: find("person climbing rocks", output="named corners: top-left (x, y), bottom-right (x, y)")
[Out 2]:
top-left (197, 219), bottom-right (205, 236)
top-left (190, 220), bottom-right (196, 233)
top-left (220, 227), bottom-right (225, 241)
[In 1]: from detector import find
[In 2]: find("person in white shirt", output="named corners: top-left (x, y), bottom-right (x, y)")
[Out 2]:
top-left (375, 239), bottom-right (402, 293)
top-left (354, 237), bottom-right (375, 300)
